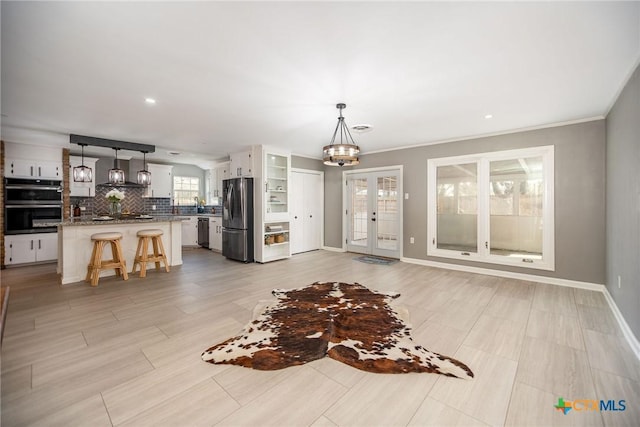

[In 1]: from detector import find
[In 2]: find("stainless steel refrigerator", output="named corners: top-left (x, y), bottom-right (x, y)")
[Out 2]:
top-left (222, 177), bottom-right (254, 262)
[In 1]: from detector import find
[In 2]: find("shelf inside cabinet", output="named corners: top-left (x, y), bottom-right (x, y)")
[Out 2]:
top-left (264, 230), bottom-right (289, 235)
top-left (265, 241), bottom-right (289, 247)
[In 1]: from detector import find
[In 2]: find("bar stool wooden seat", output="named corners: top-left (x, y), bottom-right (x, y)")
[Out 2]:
top-left (86, 232), bottom-right (129, 287)
top-left (132, 229), bottom-right (170, 278)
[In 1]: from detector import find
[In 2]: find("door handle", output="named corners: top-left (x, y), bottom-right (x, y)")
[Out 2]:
top-left (371, 218), bottom-right (376, 222)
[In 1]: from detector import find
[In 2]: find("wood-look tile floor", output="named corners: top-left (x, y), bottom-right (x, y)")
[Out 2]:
top-left (2, 249), bottom-right (639, 426)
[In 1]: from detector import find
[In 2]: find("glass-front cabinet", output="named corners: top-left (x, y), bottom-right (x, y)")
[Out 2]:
top-left (253, 145), bottom-right (291, 263)
top-left (264, 153), bottom-right (290, 222)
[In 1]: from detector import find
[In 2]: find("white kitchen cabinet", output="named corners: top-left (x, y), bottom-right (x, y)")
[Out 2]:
top-left (6, 158), bottom-right (62, 180)
top-left (69, 155), bottom-right (98, 197)
top-left (209, 217), bottom-right (222, 251)
top-left (214, 162), bottom-right (230, 200)
top-left (253, 145), bottom-right (291, 263)
top-left (230, 150), bottom-right (253, 177)
top-left (4, 142), bottom-right (63, 180)
top-left (4, 233), bottom-right (58, 265)
top-left (205, 163), bottom-right (229, 206)
top-left (204, 169), bottom-right (215, 205)
top-left (144, 164), bottom-right (173, 198)
top-left (181, 216), bottom-right (199, 247)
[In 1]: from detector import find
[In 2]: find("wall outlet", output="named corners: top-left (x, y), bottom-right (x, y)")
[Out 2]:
top-left (618, 275), bottom-right (621, 289)
top-left (405, 193), bottom-right (409, 200)
top-left (152, 205), bottom-right (156, 211)
top-left (410, 237), bottom-right (415, 244)
top-left (80, 206), bottom-right (86, 211)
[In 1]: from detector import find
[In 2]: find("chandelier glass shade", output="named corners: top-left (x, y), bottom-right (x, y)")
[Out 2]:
top-left (108, 148), bottom-right (126, 185)
top-left (72, 143), bottom-right (93, 182)
top-left (137, 151), bottom-right (152, 186)
top-left (323, 103), bottom-right (360, 166)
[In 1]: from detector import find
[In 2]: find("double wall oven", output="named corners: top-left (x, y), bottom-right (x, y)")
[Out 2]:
top-left (4, 178), bottom-right (63, 234)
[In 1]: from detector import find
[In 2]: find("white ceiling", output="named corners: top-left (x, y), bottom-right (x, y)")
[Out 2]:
top-left (2, 1), bottom-right (639, 169)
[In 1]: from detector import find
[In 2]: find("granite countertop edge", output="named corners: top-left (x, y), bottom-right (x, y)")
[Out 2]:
top-left (34, 216), bottom-right (191, 228)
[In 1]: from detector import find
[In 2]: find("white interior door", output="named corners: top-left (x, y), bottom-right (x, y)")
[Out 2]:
top-left (346, 170), bottom-right (401, 258)
top-left (291, 170), bottom-right (323, 254)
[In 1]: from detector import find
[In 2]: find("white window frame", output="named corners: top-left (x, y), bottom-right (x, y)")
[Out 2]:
top-left (427, 145), bottom-right (555, 271)
top-left (173, 175), bottom-right (201, 206)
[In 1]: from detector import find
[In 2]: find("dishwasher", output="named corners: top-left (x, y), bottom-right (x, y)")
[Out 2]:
top-left (197, 217), bottom-right (209, 248)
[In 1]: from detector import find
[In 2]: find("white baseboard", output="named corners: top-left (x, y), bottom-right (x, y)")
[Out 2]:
top-left (322, 246), bottom-right (346, 253)
top-left (401, 256), bottom-right (640, 361)
top-left (401, 257), bottom-right (604, 291)
top-left (602, 287), bottom-right (640, 361)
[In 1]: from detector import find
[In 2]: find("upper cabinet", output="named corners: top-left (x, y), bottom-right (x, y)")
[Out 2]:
top-left (69, 155), bottom-right (98, 197)
top-left (230, 150), bottom-right (253, 177)
top-left (205, 161), bottom-right (230, 205)
top-left (4, 142), bottom-right (63, 180)
top-left (144, 163), bottom-right (173, 198)
top-left (6, 159), bottom-right (62, 180)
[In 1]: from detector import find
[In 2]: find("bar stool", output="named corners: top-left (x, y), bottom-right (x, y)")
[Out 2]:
top-left (86, 232), bottom-right (129, 287)
top-left (132, 229), bottom-right (170, 278)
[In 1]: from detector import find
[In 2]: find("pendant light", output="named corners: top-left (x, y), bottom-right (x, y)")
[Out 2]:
top-left (137, 151), bottom-right (152, 186)
top-left (72, 143), bottom-right (93, 182)
top-left (322, 103), bottom-right (360, 166)
top-left (108, 148), bottom-right (125, 184)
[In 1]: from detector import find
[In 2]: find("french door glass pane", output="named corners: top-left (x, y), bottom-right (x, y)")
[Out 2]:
top-left (376, 176), bottom-right (398, 251)
top-left (350, 178), bottom-right (368, 247)
top-left (436, 164), bottom-right (477, 252)
top-left (489, 157), bottom-right (543, 259)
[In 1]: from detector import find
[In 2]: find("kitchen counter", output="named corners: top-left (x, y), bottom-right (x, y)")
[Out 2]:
top-left (56, 217), bottom-right (183, 285)
top-left (34, 215), bottom-right (189, 228)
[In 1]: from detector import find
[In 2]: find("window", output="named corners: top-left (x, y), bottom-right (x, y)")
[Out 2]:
top-left (173, 176), bottom-right (200, 206)
top-left (427, 146), bottom-right (554, 270)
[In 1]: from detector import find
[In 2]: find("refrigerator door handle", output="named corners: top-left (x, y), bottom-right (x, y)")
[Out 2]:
top-left (227, 184), bottom-right (234, 221)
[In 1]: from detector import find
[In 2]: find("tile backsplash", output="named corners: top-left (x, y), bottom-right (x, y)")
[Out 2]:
top-left (71, 186), bottom-right (219, 217)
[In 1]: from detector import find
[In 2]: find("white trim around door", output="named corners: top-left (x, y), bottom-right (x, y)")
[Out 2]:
top-left (342, 165), bottom-right (403, 259)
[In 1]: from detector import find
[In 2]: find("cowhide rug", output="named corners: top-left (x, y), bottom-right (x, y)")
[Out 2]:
top-left (202, 281), bottom-right (473, 379)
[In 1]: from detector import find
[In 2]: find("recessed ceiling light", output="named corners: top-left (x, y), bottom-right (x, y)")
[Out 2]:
top-left (484, 114), bottom-right (493, 119)
top-left (145, 98), bottom-right (157, 105)
top-left (351, 124), bottom-right (373, 133)
top-left (169, 151), bottom-right (180, 155)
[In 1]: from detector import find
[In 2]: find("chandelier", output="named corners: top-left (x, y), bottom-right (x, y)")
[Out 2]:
top-left (323, 103), bottom-right (360, 166)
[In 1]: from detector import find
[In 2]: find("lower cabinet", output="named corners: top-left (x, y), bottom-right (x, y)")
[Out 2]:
top-left (209, 217), bottom-right (222, 252)
top-left (4, 233), bottom-right (58, 265)
top-left (181, 216), bottom-right (199, 247)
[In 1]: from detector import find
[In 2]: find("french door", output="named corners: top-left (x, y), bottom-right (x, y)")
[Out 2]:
top-left (345, 169), bottom-right (401, 258)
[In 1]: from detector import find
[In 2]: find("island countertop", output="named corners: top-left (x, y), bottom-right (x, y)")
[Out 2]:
top-left (35, 215), bottom-right (189, 228)
top-left (56, 217), bottom-right (184, 285)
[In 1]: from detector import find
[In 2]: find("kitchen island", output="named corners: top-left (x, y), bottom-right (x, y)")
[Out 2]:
top-left (44, 216), bottom-right (186, 285)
